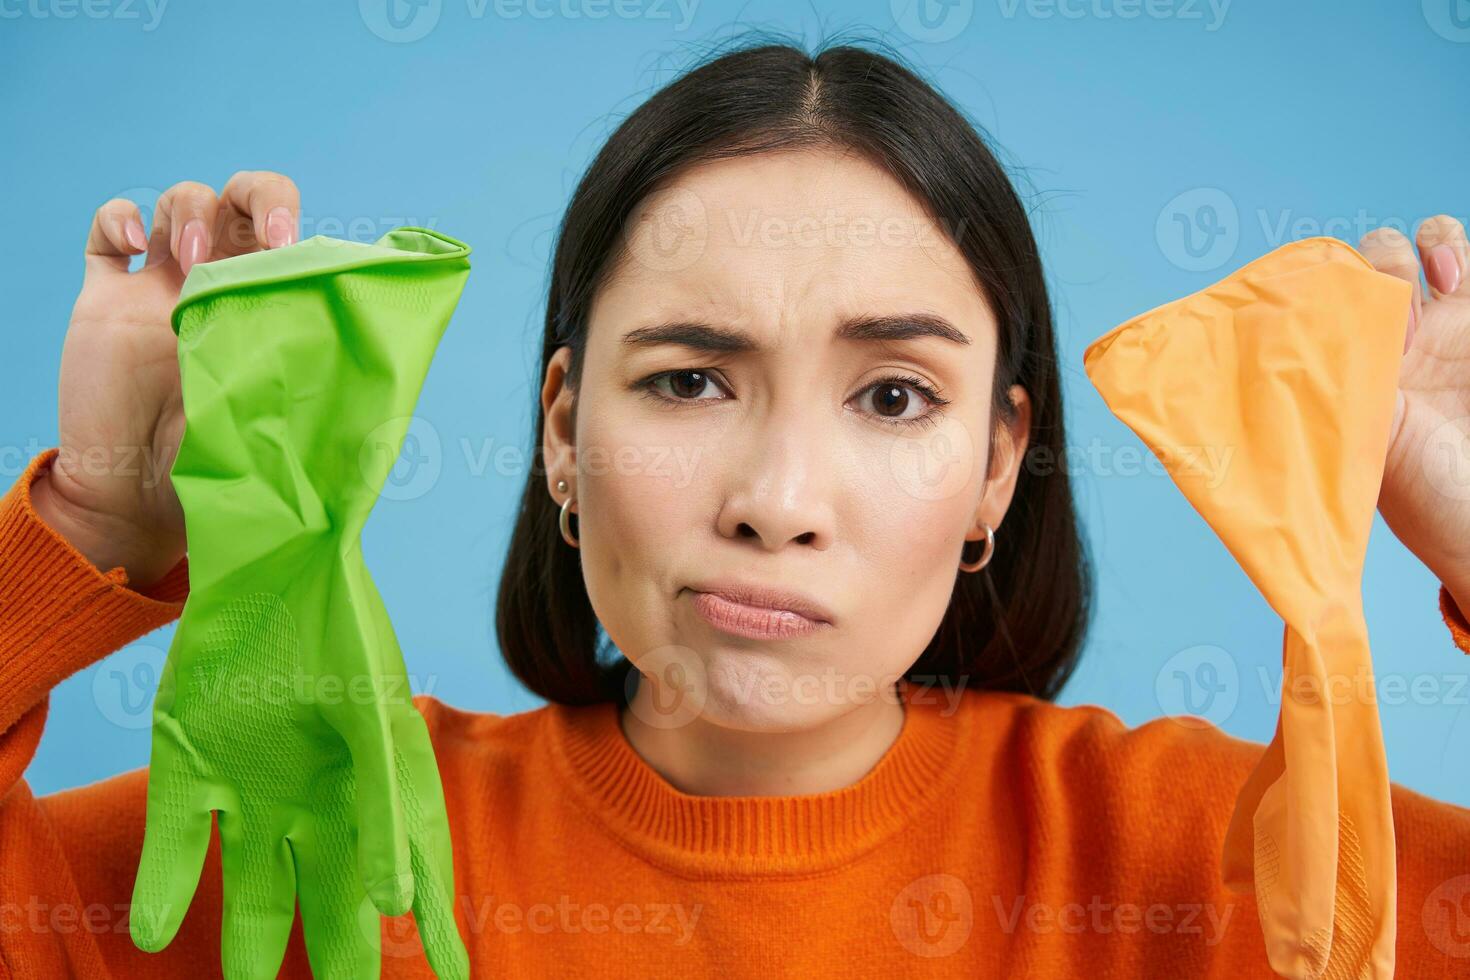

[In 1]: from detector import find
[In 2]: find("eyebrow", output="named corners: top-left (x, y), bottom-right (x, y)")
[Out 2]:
top-left (619, 313), bottom-right (973, 354)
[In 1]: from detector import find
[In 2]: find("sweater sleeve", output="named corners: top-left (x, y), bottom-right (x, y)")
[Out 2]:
top-left (0, 447), bottom-right (188, 802)
top-left (1439, 584), bottom-right (1470, 654)
top-left (0, 449), bottom-right (195, 978)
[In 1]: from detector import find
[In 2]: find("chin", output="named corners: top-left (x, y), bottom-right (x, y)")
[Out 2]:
top-left (696, 651), bottom-right (839, 733)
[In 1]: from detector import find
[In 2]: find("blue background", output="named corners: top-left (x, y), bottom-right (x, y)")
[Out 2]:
top-left (4, 0), bottom-right (1469, 803)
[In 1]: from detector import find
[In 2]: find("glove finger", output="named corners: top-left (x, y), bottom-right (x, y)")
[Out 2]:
top-left (130, 717), bottom-right (214, 953)
top-left (397, 740), bottom-right (468, 980)
top-left (407, 834), bottom-right (468, 980)
top-left (314, 654), bottom-right (412, 916)
top-left (216, 807), bottom-right (297, 980)
top-left (293, 763), bottom-right (380, 980)
top-left (394, 715), bottom-right (457, 895)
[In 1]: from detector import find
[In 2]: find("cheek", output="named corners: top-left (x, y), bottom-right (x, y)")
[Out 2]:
top-left (847, 416), bottom-right (989, 660)
top-left (851, 487), bottom-right (974, 665)
top-left (575, 411), bottom-right (710, 648)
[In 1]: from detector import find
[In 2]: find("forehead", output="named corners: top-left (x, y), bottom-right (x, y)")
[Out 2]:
top-left (596, 148), bottom-right (994, 343)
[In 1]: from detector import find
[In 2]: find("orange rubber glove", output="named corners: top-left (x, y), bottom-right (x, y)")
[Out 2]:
top-left (1084, 236), bottom-right (1412, 979)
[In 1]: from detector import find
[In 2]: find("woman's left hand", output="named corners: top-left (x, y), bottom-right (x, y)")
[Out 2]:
top-left (1360, 216), bottom-right (1470, 613)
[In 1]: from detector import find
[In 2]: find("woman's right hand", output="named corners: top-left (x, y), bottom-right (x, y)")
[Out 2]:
top-left (31, 172), bottom-right (300, 590)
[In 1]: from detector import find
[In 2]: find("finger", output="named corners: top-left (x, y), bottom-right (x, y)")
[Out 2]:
top-left (398, 739), bottom-right (469, 980)
top-left (313, 594), bottom-right (414, 916)
top-left (1358, 226), bottom-right (1423, 353)
top-left (216, 807), bottom-right (297, 980)
top-left (410, 846), bottom-right (468, 980)
top-left (315, 692), bottom-right (413, 914)
top-left (84, 197), bottom-right (149, 275)
top-left (395, 717), bottom-right (457, 893)
top-left (129, 721), bottom-right (214, 953)
top-left (215, 170), bottom-right (300, 258)
top-left (146, 180), bottom-right (219, 277)
top-left (1415, 214), bottom-right (1469, 300)
top-left (294, 762), bottom-right (381, 980)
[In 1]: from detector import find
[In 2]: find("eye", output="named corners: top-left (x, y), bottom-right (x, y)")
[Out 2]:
top-left (639, 368), bottom-right (950, 431)
top-left (854, 374), bottom-right (950, 430)
top-left (643, 368), bottom-right (729, 403)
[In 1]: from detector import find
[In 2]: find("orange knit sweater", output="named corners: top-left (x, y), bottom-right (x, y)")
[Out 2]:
top-left (4, 446), bottom-right (1470, 979)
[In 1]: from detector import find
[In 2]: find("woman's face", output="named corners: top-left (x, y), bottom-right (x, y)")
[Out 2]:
top-left (543, 147), bottom-right (1030, 733)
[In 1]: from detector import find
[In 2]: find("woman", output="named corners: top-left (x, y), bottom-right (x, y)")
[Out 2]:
top-left (4, 40), bottom-right (1469, 978)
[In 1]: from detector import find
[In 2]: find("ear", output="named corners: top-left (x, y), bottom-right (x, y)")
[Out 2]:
top-left (972, 384), bottom-right (1031, 536)
top-left (542, 345), bottom-right (577, 501)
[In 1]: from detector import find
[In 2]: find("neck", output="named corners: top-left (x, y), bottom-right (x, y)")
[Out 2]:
top-left (618, 679), bottom-right (908, 797)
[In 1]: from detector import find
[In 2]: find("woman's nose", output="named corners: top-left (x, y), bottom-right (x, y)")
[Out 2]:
top-left (714, 421), bottom-right (837, 552)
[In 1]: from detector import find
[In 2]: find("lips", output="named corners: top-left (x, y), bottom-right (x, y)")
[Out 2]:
top-left (684, 580), bottom-right (835, 640)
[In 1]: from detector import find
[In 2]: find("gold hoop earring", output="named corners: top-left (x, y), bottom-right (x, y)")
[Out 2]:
top-left (959, 522), bottom-right (994, 573)
top-left (557, 480), bottom-right (579, 549)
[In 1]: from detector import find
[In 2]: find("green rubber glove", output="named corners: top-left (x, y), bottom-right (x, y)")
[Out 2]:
top-left (128, 227), bottom-right (473, 979)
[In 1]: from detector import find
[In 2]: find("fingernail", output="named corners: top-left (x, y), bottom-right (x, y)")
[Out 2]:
top-left (124, 218), bottom-right (148, 251)
top-left (1427, 243), bottom-right (1462, 295)
top-left (265, 206), bottom-right (297, 249)
top-left (179, 218), bottom-right (208, 277)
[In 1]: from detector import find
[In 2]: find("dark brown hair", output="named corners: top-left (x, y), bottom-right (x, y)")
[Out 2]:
top-left (496, 36), bottom-right (1092, 707)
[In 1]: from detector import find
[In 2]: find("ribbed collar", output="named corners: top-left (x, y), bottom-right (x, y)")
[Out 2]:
top-left (545, 679), bottom-right (974, 877)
